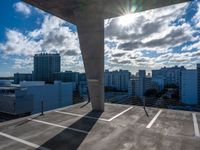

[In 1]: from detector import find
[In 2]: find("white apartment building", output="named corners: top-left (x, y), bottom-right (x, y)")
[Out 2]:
top-left (104, 70), bottom-right (131, 91)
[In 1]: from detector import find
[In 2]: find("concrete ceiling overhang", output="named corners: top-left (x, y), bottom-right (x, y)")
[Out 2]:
top-left (23, 0), bottom-right (190, 25)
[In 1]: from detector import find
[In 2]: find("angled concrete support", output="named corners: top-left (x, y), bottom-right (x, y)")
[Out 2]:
top-left (74, 4), bottom-right (105, 111)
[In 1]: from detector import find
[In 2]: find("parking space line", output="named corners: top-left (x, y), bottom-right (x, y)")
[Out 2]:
top-left (146, 109), bottom-right (162, 129)
top-left (0, 132), bottom-right (50, 150)
top-left (192, 113), bottom-right (200, 137)
top-left (55, 106), bottom-right (133, 122)
top-left (54, 111), bottom-right (109, 121)
top-left (108, 107), bottom-right (133, 121)
top-left (28, 118), bottom-right (88, 134)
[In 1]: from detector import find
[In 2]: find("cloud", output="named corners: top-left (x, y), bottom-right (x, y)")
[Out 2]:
top-left (12, 58), bottom-right (33, 69)
top-left (112, 52), bottom-right (126, 57)
top-left (0, 29), bottom-right (40, 56)
top-left (104, 1), bottom-right (200, 72)
top-left (62, 50), bottom-right (78, 56)
top-left (13, 2), bottom-right (31, 16)
top-left (0, 15), bottom-right (81, 71)
top-left (1, 1), bottom-right (200, 74)
top-left (193, 2), bottom-right (200, 28)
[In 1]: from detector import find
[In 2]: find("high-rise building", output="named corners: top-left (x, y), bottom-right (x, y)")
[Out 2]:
top-left (152, 77), bottom-right (165, 91)
top-left (128, 79), bottom-right (135, 96)
top-left (152, 66), bottom-right (185, 87)
top-left (134, 70), bottom-right (153, 98)
top-left (104, 70), bottom-right (131, 91)
top-left (129, 70), bottom-right (153, 98)
top-left (33, 53), bottom-right (60, 83)
top-left (138, 70), bottom-right (146, 78)
top-left (181, 69), bottom-right (198, 105)
top-left (197, 64), bottom-right (200, 105)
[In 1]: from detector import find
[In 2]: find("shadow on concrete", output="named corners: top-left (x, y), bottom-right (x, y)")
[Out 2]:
top-left (143, 107), bottom-right (149, 117)
top-left (37, 110), bottom-right (102, 150)
top-left (15, 114), bottom-right (41, 127)
top-left (80, 102), bottom-right (90, 108)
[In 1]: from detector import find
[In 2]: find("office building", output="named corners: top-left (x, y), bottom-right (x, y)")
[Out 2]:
top-left (33, 53), bottom-right (60, 83)
top-left (181, 69), bottom-right (198, 105)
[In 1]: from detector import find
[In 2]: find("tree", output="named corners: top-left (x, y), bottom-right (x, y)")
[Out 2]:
top-left (144, 89), bottom-right (158, 97)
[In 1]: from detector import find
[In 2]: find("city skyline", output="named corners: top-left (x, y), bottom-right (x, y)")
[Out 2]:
top-left (0, 0), bottom-right (200, 77)
top-left (2, 52), bottom-right (196, 78)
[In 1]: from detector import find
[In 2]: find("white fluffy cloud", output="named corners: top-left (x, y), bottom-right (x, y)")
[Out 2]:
top-left (0, 15), bottom-right (81, 72)
top-left (193, 2), bottom-right (200, 28)
top-left (104, 1), bottom-right (200, 72)
top-left (1, 1), bottom-right (200, 74)
top-left (13, 2), bottom-right (31, 16)
top-left (0, 29), bottom-right (40, 56)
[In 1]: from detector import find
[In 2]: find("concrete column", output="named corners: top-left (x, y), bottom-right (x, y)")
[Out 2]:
top-left (74, 3), bottom-right (104, 111)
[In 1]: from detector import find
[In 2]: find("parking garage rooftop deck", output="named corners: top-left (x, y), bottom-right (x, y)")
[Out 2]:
top-left (0, 102), bottom-right (200, 150)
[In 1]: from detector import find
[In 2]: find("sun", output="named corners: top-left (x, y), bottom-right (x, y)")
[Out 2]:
top-left (118, 13), bottom-right (134, 27)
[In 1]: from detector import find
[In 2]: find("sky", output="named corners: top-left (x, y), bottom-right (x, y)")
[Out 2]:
top-left (0, 0), bottom-right (200, 77)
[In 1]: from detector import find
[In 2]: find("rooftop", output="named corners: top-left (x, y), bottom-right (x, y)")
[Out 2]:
top-left (0, 102), bottom-right (200, 150)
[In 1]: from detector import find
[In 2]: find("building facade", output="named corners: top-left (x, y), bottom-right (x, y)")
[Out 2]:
top-left (14, 73), bottom-right (32, 84)
top-left (24, 81), bottom-right (73, 114)
top-left (197, 64), bottom-right (200, 105)
top-left (181, 69), bottom-right (198, 105)
top-left (104, 70), bottom-right (131, 91)
top-left (53, 71), bottom-right (79, 84)
top-left (0, 87), bottom-right (33, 115)
top-left (152, 66), bottom-right (185, 88)
top-left (33, 53), bottom-right (61, 83)
top-left (129, 70), bottom-right (153, 98)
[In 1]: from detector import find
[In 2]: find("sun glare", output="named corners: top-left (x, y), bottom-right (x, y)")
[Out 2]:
top-left (118, 13), bottom-right (134, 27)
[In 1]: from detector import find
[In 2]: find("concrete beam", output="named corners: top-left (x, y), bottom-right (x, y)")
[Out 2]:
top-left (74, 3), bottom-right (105, 111)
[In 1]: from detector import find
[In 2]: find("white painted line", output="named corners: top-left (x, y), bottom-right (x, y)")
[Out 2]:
top-left (0, 132), bottom-right (50, 150)
top-left (55, 106), bottom-right (133, 122)
top-left (28, 118), bottom-right (88, 134)
top-left (146, 109), bottom-right (162, 129)
top-left (192, 113), bottom-right (200, 137)
top-left (105, 103), bottom-right (115, 106)
top-left (108, 107), bottom-right (133, 121)
top-left (55, 111), bottom-right (109, 121)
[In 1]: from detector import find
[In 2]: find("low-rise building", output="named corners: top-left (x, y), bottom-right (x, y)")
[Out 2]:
top-left (0, 81), bottom-right (73, 115)
top-left (0, 87), bottom-right (33, 115)
top-left (14, 73), bottom-right (32, 84)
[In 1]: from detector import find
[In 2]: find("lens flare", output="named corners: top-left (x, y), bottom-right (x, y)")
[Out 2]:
top-left (118, 13), bottom-right (134, 27)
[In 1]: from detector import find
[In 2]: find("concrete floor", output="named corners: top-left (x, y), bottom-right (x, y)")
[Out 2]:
top-left (0, 102), bottom-right (200, 150)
